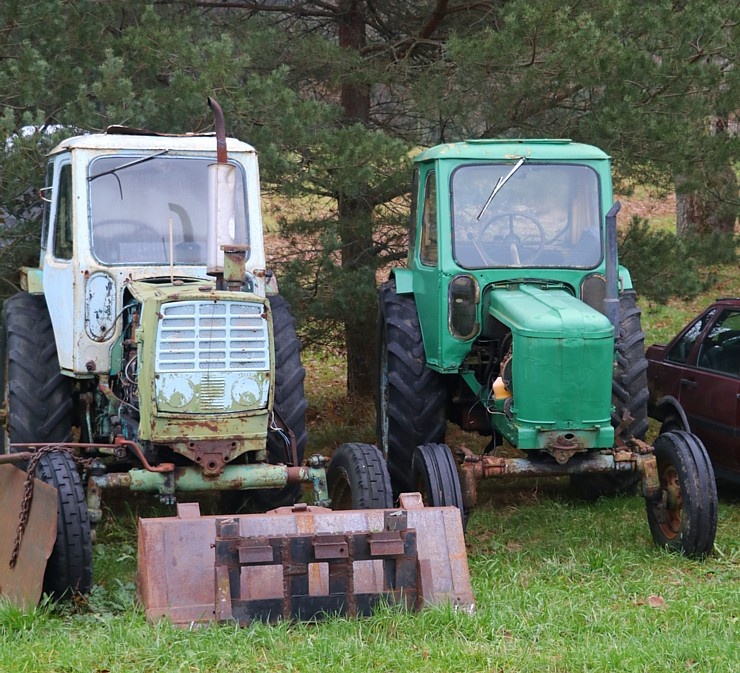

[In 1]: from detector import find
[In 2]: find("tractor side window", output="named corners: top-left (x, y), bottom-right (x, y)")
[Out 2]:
top-left (40, 161), bottom-right (54, 252)
top-left (696, 310), bottom-right (740, 376)
top-left (420, 171), bottom-right (438, 266)
top-left (666, 309), bottom-right (716, 364)
top-left (408, 169), bottom-right (420, 256)
top-left (52, 163), bottom-right (73, 260)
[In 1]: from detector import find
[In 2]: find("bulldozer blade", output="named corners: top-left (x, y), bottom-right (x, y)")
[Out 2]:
top-left (137, 494), bottom-right (474, 625)
top-left (0, 464), bottom-right (58, 609)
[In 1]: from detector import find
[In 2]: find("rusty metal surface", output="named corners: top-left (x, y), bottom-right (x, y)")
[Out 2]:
top-left (214, 513), bottom-right (421, 623)
top-left (0, 464), bottom-right (58, 609)
top-left (137, 499), bottom-right (474, 625)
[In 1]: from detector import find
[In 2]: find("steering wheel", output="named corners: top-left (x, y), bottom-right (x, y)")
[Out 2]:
top-left (91, 219), bottom-right (165, 264)
top-left (479, 212), bottom-right (546, 264)
top-left (93, 219), bottom-right (162, 240)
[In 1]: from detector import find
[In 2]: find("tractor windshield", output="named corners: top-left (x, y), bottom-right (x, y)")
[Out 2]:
top-left (88, 154), bottom-right (248, 265)
top-left (451, 163), bottom-right (602, 269)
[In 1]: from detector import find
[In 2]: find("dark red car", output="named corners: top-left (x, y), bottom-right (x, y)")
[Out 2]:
top-left (647, 297), bottom-right (740, 483)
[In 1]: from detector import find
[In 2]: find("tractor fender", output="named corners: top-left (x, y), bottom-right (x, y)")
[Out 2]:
top-left (390, 268), bottom-right (414, 295)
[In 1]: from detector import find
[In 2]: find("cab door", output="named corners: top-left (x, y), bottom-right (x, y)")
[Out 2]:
top-left (411, 168), bottom-right (444, 367)
top-left (41, 158), bottom-right (77, 374)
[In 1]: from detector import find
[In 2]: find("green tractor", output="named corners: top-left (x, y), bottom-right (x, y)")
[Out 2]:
top-left (377, 139), bottom-right (718, 558)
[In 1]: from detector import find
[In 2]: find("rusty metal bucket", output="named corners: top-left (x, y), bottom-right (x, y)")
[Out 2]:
top-left (137, 493), bottom-right (474, 625)
top-left (0, 464), bottom-right (58, 609)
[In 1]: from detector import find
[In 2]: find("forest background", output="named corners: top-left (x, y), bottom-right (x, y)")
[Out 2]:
top-left (0, 0), bottom-right (737, 396)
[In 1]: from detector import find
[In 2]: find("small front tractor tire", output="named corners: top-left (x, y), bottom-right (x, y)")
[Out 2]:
top-left (646, 430), bottom-right (717, 558)
top-left (1, 292), bottom-right (92, 597)
top-left (411, 443), bottom-right (466, 529)
top-left (327, 443), bottom-right (393, 510)
top-left (376, 280), bottom-right (447, 494)
top-left (36, 451), bottom-right (93, 597)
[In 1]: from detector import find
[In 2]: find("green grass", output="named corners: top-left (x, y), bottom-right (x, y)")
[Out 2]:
top-left (2, 488), bottom-right (738, 672)
top-left (640, 263), bottom-right (738, 346)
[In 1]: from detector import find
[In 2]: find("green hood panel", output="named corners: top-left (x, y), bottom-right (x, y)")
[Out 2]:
top-left (488, 284), bottom-right (615, 450)
top-left (489, 285), bottom-right (614, 339)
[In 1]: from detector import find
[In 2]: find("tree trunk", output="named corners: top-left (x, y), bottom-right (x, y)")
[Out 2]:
top-left (675, 155), bottom-right (738, 237)
top-left (676, 113), bottom-right (738, 238)
top-left (339, 197), bottom-right (377, 397)
top-left (338, 0), bottom-right (375, 397)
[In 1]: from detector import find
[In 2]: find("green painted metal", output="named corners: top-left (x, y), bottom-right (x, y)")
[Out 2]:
top-left (414, 139), bottom-right (609, 164)
top-left (400, 139), bottom-right (628, 452)
top-left (406, 142), bottom-right (623, 373)
top-left (93, 462), bottom-right (330, 507)
top-left (19, 267), bottom-right (44, 294)
top-left (128, 279), bottom-right (273, 459)
top-left (486, 285), bottom-right (615, 450)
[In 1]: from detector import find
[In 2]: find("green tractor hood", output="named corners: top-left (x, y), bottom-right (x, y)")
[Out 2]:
top-left (488, 283), bottom-right (615, 450)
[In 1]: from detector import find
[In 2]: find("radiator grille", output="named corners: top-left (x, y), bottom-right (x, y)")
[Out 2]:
top-left (155, 300), bottom-right (269, 373)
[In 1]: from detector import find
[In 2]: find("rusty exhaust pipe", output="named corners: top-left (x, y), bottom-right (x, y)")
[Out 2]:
top-left (207, 96), bottom-right (228, 164)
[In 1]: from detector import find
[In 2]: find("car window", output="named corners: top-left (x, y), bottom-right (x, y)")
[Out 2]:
top-left (696, 309), bottom-right (740, 376)
top-left (665, 309), bottom-right (716, 364)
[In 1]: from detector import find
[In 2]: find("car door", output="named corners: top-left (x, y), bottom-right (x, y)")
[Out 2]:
top-left (648, 308), bottom-right (717, 410)
top-left (679, 308), bottom-right (740, 477)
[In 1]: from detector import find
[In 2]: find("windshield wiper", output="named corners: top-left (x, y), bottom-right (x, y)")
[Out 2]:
top-left (88, 150), bottom-right (169, 182)
top-left (88, 150), bottom-right (170, 200)
top-left (476, 156), bottom-right (526, 221)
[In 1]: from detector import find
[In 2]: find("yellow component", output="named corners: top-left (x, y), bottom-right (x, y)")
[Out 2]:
top-left (492, 376), bottom-right (512, 400)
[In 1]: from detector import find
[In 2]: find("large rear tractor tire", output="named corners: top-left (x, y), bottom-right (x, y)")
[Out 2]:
top-left (376, 280), bottom-right (447, 495)
top-left (411, 443), bottom-right (466, 529)
top-left (572, 290), bottom-right (649, 499)
top-left (646, 430), bottom-right (717, 558)
top-left (1, 293), bottom-right (92, 597)
top-left (251, 295), bottom-right (308, 510)
top-left (327, 443), bottom-right (393, 510)
top-left (612, 290), bottom-right (650, 441)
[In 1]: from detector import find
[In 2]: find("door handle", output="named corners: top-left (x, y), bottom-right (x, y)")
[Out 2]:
top-left (680, 378), bottom-right (697, 389)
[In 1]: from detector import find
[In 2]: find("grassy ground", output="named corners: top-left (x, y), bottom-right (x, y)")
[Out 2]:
top-left (1, 483), bottom-right (738, 672)
top-left (1, 198), bottom-right (739, 672)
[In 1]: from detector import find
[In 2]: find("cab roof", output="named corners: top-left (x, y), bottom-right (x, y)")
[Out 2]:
top-left (49, 128), bottom-right (256, 156)
top-left (414, 139), bottom-right (610, 163)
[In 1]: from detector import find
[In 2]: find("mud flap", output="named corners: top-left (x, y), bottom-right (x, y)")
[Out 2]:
top-left (0, 464), bottom-right (58, 609)
top-left (137, 494), bottom-right (474, 625)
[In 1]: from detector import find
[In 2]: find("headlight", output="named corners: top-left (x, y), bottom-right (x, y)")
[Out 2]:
top-left (580, 273), bottom-right (606, 314)
top-left (448, 274), bottom-right (480, 340)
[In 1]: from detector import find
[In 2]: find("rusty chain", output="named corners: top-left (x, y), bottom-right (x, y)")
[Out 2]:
top-left (8, 445), bottom-right (93, 571)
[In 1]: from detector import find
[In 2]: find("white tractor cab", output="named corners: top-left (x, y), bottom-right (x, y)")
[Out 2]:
top-left (30, 130), bottom-right (269, 376)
